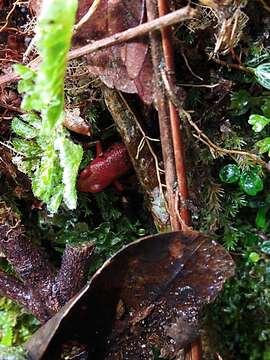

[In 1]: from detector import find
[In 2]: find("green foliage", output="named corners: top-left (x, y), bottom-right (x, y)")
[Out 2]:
top-left (248, 114), bottom-right (270, 132)
top-left (230, 89), bottom-right (253, 115)
top-left (37, 189), bottom-right (150, 274)
top-left (219, 164), bottom-right (264, 196)
top-left (15, 0), bottom-right (78, 136)
top-left (239, 167), bottom-right (264, 196)
top-left (207, 225), bottom-right (270, 360)
top-left (11, 0), bottom-right (82, 213)
top-left (0, 345), bottom-right (27, 360)
top-left (0, 298), bottom-right (39, 347)
top-left (253, 63), bottom-right (270, 91)
top-left (256, 137), bottom-right (270, 155)
top-left (219, 164), bottom-right (240, 183)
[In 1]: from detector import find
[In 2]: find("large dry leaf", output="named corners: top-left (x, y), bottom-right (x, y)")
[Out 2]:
top-left (30, 0), bottom-right (153, 104)
top-left (25, 230), bottom-right (234, 360)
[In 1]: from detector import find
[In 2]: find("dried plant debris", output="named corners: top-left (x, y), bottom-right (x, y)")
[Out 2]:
top-left (25, 231), bottom-right (235, 360)
top-left (30, 0), bottom-right (153, 104)
top-left (186, 1), bottom-right (249, 56)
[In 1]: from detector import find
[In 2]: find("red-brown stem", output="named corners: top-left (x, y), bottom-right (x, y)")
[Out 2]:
top-left (158, 0), bottom-right (190, 227)
top-left (146, 0), bottom-right (179, 230)
top-left (158, 1), bottom-right (200, 358)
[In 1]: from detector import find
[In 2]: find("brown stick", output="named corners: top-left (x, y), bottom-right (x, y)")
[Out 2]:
top-left (0, 271), bottom-right (46, 320)
top-left (0, 224), bottom-right (55, 288)
top-left (146, 0), bottom-right (179, 230)
top-left (0, 6), bottom-right (197, 86)
top-left (56, 242), bottom-right (95, 306)
top-left (158, 0), bottom-right (191, 228)
top-left (0, 206), bottom-right (95, 322)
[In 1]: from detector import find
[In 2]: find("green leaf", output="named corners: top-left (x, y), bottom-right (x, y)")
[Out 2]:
top-left (10, 0), bottom-right (82, 213)
top-left (12, 139), bottom-right (40, 158)
top-left (260, 241), bottom-right (270, 255)
top-left (254, 63), bottom-right (270, 90)
top-left (55, 135), bottom-right (83, 210)
top-left (32, 144), bottom-right (62, 203)
top-left (256, 207), bottom-right (269, 230)
top-left (248, 114), bottom-right (270, 132)
top-left (261, 98), bottom-right (270, 118)
top-left (0, 345), bottom-right (27, 360)
top-left (47, 184), bottom-right (64, 213)
top-left (35, 0), bottom-right (78, 136)
top-left (256, 137), bottom-right (270, 155)
top-left (11, 118), bottom-right (37, 139)
top-left (249, 252), bottom-right (260, 263)
top-left (13, 64), bottom-right (36, 80)
top-left (239, 168), bottom-right (264, 196)
top-left (219, 164), bottom-right (240, 183)
top-left (230, 90), bottom-right (252, 115)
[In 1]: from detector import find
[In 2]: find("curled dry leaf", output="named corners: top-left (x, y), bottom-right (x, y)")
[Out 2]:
top-left (25, 230), bottom-right (235, 359)
top-left (30, 0), bottom-right (153, 104)
top-left (64, 108), bottom-right (92, 136)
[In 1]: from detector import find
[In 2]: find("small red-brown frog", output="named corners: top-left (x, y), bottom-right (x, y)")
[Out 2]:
top-left (78, 143), bottom-right (132, 193)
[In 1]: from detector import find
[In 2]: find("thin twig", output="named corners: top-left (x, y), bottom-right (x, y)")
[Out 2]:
top-left (257, 0), bottom-right (270, 12)
top-left (177, 82), bottom-right (219, 88)
top-left (212, 57), bottom-right (252, 74)
top-left (146, 0), bottom-right (179, 230)
top-left (158, 0), bottom-right (191, 227)
top-left (118, 92), bottom-right (165, 198)
top-left (0, 100), bottom-right (24, 114)
top-left (161, 69), bottom-right (270, 171)
top-left (73, 0), bottom-right (102, 32)
top-left (0, 6), bottom-right (197, 86)
top-left (181, 49), bottom-right (203, 81)
top-left (0, 0), bottom-right (21, 32)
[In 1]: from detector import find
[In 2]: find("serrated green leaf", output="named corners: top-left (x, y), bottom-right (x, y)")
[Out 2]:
top-left (249, 252), bottom-right (260, 263)
top-left (254, 63), bottom-right (270, 90)
top-left (12, 138), bottom-right (40, 158)
top-left (47, 184), bottom-right (64, 213)
top-left (11, 118), bottom-right (37, 139)
top-left (248, 114), bottom-right (270, 132)
top-left (55, 135), bottom-right (83, 210)
top-left (13, 64), bottom-right (36, 80)
top-left (32, 144), bottom-right (62, 203)
top-left (35, 0), bottom-right (78, 136)
top-left (11, 0), bottom-right (81, 213)
top-left (256, 137), bottom-right (270, 155)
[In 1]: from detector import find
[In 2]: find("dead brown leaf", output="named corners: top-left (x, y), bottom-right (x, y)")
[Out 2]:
top-left (25, 230), bottom-right (235, 359)
top-left (30, 0), bottom-right (153, 104)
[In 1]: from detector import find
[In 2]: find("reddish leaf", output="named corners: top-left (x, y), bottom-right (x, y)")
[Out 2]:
top-left (25, 230), bottom-right (234, 359)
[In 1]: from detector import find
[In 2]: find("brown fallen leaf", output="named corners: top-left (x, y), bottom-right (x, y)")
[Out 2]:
top-left (64, 108), bottom-right (92, 136)
top-left (25, 230), bottom-right (235, 360)
top-left (29, 0), bottom-right (153, 104)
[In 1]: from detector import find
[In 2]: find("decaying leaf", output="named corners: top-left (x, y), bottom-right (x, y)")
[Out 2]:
top-left (30, 0), bottom-right (153, 104)
top-left (64, 108), bottom-right (92, 136)
top-left (25, 230), bottom-right (235, 359)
